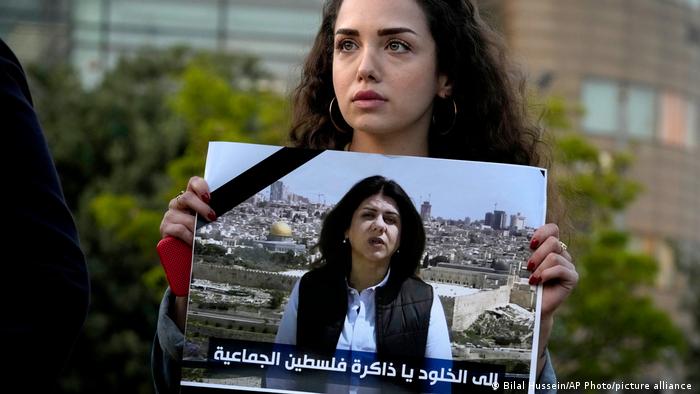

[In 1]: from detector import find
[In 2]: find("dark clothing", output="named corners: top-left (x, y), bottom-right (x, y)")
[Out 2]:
top-left (153, 289), bottom-right (183, 394)
top-left (1, 39), bottom-right (89, 388)
top-left (374, 274), bottom-right (433, 360)
top-left (297, 265), bottom-right (433, 361)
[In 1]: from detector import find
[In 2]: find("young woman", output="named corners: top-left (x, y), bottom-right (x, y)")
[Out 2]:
top-left (154, 0), bottom-right (578, 392)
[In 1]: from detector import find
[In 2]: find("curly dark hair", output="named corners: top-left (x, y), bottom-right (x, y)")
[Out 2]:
top-left (317, 176), bottom-right (425, 281)
top-left (288, 0), bottom-right (545, 167)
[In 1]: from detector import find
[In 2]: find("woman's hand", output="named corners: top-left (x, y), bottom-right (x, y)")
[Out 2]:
top-left (158, 176), bottom-right (216, 331)
top-left (527, 223), bottom-right (578, 378)
top-left (527, 223), bottom-right (578, 318)
top-left (159, 176), bottom-right (216, 245)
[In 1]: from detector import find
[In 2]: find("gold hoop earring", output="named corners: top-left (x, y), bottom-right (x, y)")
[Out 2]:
top-left (329, 97), bottom-right (352, 134)
top-left (432, 97), bottom-right (458, 136)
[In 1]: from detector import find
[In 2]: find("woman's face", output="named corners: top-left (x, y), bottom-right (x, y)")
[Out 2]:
top-left (345, 193), bottom-right (401, 266)
top-left (332, 0), bottom-right (450, 140)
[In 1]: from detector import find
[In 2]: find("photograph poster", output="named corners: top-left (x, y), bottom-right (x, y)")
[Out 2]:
top-left (180, 142), bottom-right (547, 394)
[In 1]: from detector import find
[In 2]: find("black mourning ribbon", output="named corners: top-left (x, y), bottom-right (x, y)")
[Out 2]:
top-left (196, 147), bottom-right (324, 230)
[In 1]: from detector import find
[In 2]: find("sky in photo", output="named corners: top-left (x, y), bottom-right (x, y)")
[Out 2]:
top-left (205, 142), bottom-right (547, 227)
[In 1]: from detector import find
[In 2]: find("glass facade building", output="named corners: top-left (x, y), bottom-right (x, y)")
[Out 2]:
top-left (0, 0), bottom-right (72, 65)
top-left (1, 0), bottom-right (323, 89)
top-left (479, 0), bottom-right (700, 381)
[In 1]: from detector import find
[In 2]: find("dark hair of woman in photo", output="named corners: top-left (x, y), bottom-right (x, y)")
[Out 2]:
top-left (317, 175), bottom-right (425, 281)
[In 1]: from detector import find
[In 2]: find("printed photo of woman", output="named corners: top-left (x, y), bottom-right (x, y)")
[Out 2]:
top-left (274, 175), bottom-right (451, 362)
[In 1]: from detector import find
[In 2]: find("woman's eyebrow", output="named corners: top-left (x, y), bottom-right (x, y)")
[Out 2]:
top-left (377, 27), bottom-right (417, 36)
top-left (335, 27), bottom-right (417, 37)
top-left (335, 28), bottom-right (359, 36)
top-left (361, 206), bottom-right (400, 215)
top-left (373, 208), bottom-right (400, 217)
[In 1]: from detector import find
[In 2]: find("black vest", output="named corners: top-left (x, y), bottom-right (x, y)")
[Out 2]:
top-left (296, 264), bottom-right (434, 361)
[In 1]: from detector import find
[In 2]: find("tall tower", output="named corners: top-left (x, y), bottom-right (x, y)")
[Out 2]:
top-left (485, 212), bottom-right (494, 227)
top-left (493, 210), bottom-right (507, 230)
top-left (420, 201), bottom-right (432, 221)
top-left (270, 181), bottom-right (284, 201)
top-left (510, 212), bottom-right (526, 230)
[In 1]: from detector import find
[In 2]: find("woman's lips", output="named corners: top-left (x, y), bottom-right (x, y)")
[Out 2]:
top-left (353, 90), bottom-right (386, 101)
top-left (368, 237), bottom-right (385, 246)
top-left (352, 90), bottom-right (387, 109)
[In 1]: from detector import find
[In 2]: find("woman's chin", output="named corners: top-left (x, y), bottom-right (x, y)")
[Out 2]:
top-left (360, 251), bottom-right (392, 265)
top-left (348, 118), bottom-right (400, 136)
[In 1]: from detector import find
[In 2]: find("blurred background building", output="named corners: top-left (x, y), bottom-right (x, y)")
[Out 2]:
top-left (477, 0), bottom-right (700, 335)
top-left (0, 0), bottom-right (322, 89)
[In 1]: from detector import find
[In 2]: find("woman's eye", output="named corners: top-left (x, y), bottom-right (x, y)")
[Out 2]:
top-left (387, 40), bottom-right (409, 53)
top-left (384, 216), bottom-right (397, 225)
top-left (338, 40), bottom-right (358, 51)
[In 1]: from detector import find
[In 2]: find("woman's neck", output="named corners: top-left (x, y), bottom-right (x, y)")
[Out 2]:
top-left (348, 256), bottom-right (390, 293)
top-left (349, 128), bottom-right (429, 157)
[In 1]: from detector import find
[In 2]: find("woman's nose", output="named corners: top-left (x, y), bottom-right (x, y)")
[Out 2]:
top-left (371, 218), bottom-right (387, 233)
top-left (357, 48), bottom-right (381, 82)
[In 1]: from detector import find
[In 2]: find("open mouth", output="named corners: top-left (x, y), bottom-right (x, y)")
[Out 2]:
top-left (369, 237), bottom-right (385, 246)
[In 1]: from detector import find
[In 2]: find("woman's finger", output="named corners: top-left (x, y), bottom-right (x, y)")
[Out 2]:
top-left (538, 264), bottom-right (579, 316)
top-left (168, 190), bottom-right (217, 222)
top-left (529, 223), bottom-right (559, 250)
top-left (527, 235), bottom-right (565, 271)
top-left (160, 210), bottom-right (194, 245)
top-left (162, 223), bottom-right (194, 246)
top-left (540, 263), bottom-right (578, 285)
top-left (532, 252), bottom-right (575, 278)
top-left (160, 209), bottom-right (196, 237)
top-left (187, 176), bottom-right (211, 204)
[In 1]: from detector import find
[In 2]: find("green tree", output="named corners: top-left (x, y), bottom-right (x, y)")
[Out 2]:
top-left (542, 97), bottom-right (686, 384)
top-left (27, 47), bottom-right (288, 393)
top-left (164, 53), bottom-right (289, 197)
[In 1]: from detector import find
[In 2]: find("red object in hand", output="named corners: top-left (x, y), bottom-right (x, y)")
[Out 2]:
top-left (156, 236), bottom-right (193, 296)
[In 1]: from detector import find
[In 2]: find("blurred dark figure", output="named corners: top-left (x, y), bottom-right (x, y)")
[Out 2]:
top-left (1, 39), bottom-right (90, 390)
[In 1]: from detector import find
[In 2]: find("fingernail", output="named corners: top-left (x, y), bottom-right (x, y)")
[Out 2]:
top-left (530, 238), bottom-right (539, 250)
top-left (207, 210), bottom-right (217, 221)
top-left (528, 275), bottom-right (540, 285)
top-left (527, 260), bottom-right (535, 271)
top-left (202, 192), bottom-right (211, 204)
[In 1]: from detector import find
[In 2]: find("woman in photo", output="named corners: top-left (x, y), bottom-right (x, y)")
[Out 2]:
top-left (274, 175), bottom-right (451, 361)
top-left (268, 175), bottom-right (449, 392)
top-left (155, 0), bottom-right (578, 393)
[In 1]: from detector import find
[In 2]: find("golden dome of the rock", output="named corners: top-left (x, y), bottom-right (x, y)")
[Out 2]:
top-left (270, 221), bottom-right (292, 237)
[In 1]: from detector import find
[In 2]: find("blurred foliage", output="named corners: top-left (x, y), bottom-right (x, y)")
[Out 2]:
top-left (27, 47), bottom-right (288, 393)
top-left (541, 96), bottom-right (686, 385)
top-left (165, 52), bottom-right (289, 198)
top-left (672, 241), bottom-right (700, 387)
